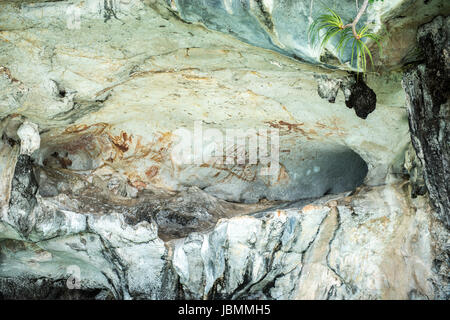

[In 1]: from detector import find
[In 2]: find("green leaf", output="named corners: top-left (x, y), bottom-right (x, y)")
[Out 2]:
top-left (309, 6), bottom-right (384, 74)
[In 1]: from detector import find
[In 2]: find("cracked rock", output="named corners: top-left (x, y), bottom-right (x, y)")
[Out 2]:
top-left (402, 16), bottom-right (450, 227)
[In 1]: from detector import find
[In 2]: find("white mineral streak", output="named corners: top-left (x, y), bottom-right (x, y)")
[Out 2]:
top-left (17, 121), bottom-right (40, 155)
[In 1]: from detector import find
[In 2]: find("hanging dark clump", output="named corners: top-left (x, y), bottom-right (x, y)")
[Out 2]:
top-left (345, 78), bottom-right (377, 119)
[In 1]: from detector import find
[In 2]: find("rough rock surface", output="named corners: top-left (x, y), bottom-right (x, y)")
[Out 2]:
top-left (0, 1), bottom-right (448, 300)
top-left (165, 0), bottom-right (450, 70)
top-left (403, 16), bottom-right (450, 228)
top-left (7, 155), bottom-right (38, 236)
top-left (403, 143), bottom-right (427, 199)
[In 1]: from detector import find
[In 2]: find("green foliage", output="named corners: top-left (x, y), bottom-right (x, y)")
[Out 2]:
top-left (352, 25), bottom-right (382, 72)
top-left (308, 6), bottom-right (383, 73)
top-left (308, 9), bottom-right (347, 50)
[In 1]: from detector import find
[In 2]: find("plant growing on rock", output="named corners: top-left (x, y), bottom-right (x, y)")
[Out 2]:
top-left (309, 0), bottom-right (384, 73)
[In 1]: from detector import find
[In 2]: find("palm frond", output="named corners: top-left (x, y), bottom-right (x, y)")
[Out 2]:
top-left (336, 30), bottom-right (353, 57)
top-left (309, 8), bottom-right (383, 74)
top-left (351, 37), bottom-right (357, 68)
top-left (363, 32), bottom-right (383, 57)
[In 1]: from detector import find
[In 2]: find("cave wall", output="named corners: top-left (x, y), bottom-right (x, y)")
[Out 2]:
top-left (0, 0), bottom-right (448, 300)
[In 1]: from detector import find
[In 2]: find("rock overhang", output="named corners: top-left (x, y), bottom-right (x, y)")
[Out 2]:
top-left (0, 0), bottom-right (412, 203)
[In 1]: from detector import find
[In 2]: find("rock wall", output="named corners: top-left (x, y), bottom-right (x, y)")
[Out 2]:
top-left (403, 16), bottom-right (450, 228)
top-left (0, 0), bottom-right (412, 202)
top-left (164, 0), bottom-right (450, 70)
top-left (0, 163), bottom-right (446, 299)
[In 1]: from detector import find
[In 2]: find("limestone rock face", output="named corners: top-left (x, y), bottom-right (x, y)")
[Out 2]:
top-left (165, 0), bottom-right (450, 70)
top-left (0, 0), bottom-right (448, 300)
top-left (172, 185), bottom-right (442, 300)
top-left (1, 158), bottom-right (447, 299)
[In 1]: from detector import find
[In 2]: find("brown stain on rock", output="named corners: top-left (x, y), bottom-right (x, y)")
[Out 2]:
top-left (64, 122), bottom-right (109, 134)
top-left (0, 66), bottom-right (22, 85)
top-left (145, 166), bottom-right (159, 179)
top-left (272, 164), bottom-right (289, 185)
top-left (267, 120), bottom-right (307, 135)
top-left (108, 131), bottom-right (133, 156)
top-left (301, 204), bottom-right (322, 213)
top-left (52, 124), bottom-right (178, 191)
top-left (58, 157), bottom-right (72, 169)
